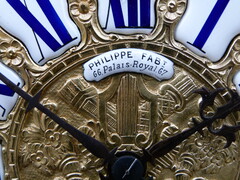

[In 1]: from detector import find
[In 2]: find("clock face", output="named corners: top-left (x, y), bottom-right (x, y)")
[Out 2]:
top-left (0, 0), bottom-right (240, 179)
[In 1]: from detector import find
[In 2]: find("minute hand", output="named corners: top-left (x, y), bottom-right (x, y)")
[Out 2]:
top-left (146, 87), bottom-right (240, 160)
top-left (0, 73), bottom-right (112, 160)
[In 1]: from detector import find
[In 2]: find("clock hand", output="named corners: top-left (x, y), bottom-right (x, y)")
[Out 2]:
top-left (0, 72), bottom-right (115, 161)
top-left (144, 117), bottom-right (205, 160)
top-left (144, 87), bottom-right (240, 162)
top-left (122, 158), bottom-right (138, 179)
top-left (194, 87), bottom-right (240, 148)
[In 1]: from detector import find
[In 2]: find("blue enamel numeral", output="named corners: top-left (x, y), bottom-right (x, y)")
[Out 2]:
top-left (0, 82), bottom-right (20, 117)
top-left (0, 105), bottom-right (6, 117)
top-left (128, 0), bottom-right (138, 27)
top-left (110, 0), bottom-right (125, 28)
top-left (0, 84), bottom-right (15, 97)
top-left (6, 0), bottom-right (74, 52)
top-left (140, 0), bottom-right (150, 27)
top-left (109, 0), bottom-right (151, 28)
top-left (189, 0), bottom-right (230, 51)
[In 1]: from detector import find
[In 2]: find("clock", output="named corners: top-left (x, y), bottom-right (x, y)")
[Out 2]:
top-left (0, 0), bottom-right (240, 179)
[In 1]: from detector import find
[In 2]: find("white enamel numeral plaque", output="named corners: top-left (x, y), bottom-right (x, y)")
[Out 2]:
top-left (175, 0), bottom-right (240, 62)
top-left (0, 62), bottom-right (24, 121)
top-left (98, 0), bottom-right (156, 34)
top-left (0, 0), bottom-right (81, 65)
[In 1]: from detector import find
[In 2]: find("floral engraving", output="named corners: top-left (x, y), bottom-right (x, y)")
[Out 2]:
top-left (18, 100), bottom-right (102, 179)
top-left (159, 0), bottom-right (186, 22)
top-left (0, 40), bottom-right (24, 66)
top-left (176, 118), bottom-right (238, 179)
top-left (70, 0), bottom-right (96, 22)
top-left (19, 102), bottom-right (72, 175)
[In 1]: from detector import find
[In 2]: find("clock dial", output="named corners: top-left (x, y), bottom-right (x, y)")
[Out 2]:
top-left (0, 0), bottom-right (240, 180)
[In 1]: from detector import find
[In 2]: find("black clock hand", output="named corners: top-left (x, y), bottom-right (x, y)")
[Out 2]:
top-left (0, 73), bottom-right (115, 161)
top-left (144, 87), bottom-right (240, 162)
top-left (194, 87), bottom-right (240, 148)
top-left (145, 118), bottom-right (203, 160)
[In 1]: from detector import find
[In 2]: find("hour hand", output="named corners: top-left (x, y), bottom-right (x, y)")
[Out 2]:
top-left (0, 73), bottom-right (114, 161)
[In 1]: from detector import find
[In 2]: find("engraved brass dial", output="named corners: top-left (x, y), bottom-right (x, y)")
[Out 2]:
top-left (0, 0), bottom-right (240, 180)
top-left (1, 42), bottom-right (238, 179)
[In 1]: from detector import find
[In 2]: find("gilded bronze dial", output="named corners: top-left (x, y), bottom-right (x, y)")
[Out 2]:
top-left (0, 0), bottom-right (240, 179)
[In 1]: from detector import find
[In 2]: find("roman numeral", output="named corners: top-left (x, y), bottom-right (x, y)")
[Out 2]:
top-left (0, 63), bottom-right (24, 120)
top-left (0, 106), bottom-right (6, 118)
top-left (189, 0), bottom-right (230, 52)
top-left (0, 83), bottom-right (16, 97)
top-left (109, 0), bottom-right (151, 28)
top-left (7, 0), bottom-right (74, 52)
top-left (0, 82), bottom-right (21, 118)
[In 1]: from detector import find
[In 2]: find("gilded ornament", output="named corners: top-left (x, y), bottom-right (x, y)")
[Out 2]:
top-left (159, 0), bottom-right (186, 22)
top-left (70, 0), bottom-right (96, 22)
top-left (0, 40), bottom-right (24, 66)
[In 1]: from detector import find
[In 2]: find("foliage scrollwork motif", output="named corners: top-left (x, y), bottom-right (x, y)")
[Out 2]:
top-left (176, 118), bottom-right (238, 179)
top-left (19, 100), bottom-right (102, 179)
top-left (19, 101), bottom-right (73, 175)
